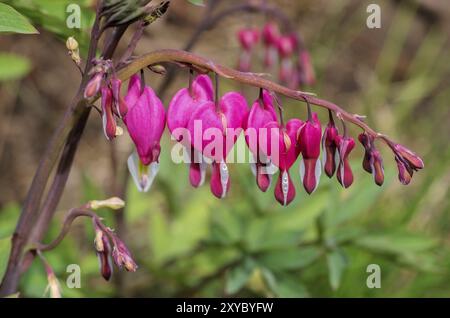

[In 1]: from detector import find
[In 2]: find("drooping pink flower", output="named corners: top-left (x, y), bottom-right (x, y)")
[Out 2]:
top-left (245, 89), bottom-right (278, 192)
top-left (237, 28), bottom-right (260, 72)
top-left (298, 112), bottom-right (322, 194)
top-left (101, 86), bottom-right (117, 140)
top-left (322, 115), bottom-right (339, 178)
top-left (298, 50), bottom-right (315, 86)
top-left (262, 22), bottom-right (279, 67)
top-left (277, 35), bottom-right (296, 84)
top-left (187, 92), bottom-right (248, 198)
top-left (335, 135), bottom-right (355, 188)
top-left (167, 74), bottom-right (213, 187)
top-left (124, 75), bottom-right (166, 192)
top-left (263, 119), bottom-right (303, 206)
top-left (93, 219), bottom-right (113, 281)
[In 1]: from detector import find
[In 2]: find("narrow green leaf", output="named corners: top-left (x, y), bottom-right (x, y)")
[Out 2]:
top-left (225, 259), bottom-right (255, 294)
top-left (326, 249), bottom-right (347, 290)
top-left (0, 3), bottom-right (38, 34)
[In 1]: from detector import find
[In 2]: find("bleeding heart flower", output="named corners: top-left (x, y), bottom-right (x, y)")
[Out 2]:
top-left (101, 86), bottom-right (117, 140)
top-left (263, 119), bottom-right (303, 206)
top-left (237, 28), bottom-right (260, 72)
top-left (335, 135), bottom-right (355, 188)
top-left (298, 112), bottom-right (322, 194)
top-left (298, 50), bottom-right (315, 86)
top-left (124, 75), bottom-right (166, 192)
top-left (322, 115), bottom-right (339, 178)
top-left (187, 92), bottom-right (248, 198)
top-left (277, 35), bottom-right (296, 84)
top-left (245, 89), bottom-right (278, 192)
top-left (168, 74), bottom-right (214, 188)
top-left (262, 22), bottom-right (279, 67)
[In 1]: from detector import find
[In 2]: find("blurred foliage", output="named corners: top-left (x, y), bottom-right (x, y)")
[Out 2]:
top-left (0, 0), bottom-right (449, 298)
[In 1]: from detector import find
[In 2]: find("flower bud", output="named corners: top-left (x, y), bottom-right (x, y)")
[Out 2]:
top-left (322, 120), bottom-right (339, 178)
top-left (335, 135), bottom-right (355, 188)
top-left (111, 78), bottom-right (128, 119)
top-left (84, 73), bottom-right (103, 99)
top-left (370, 149), bottom-right (384, 186)
top-left (393, 144), bottom-right (424, 170)
top-left (101, 86), bottom-right (117, 140)
top-left (395, 155), bottom-right (413, 185)
top-left (89, 197), bottom-right (125, 210)
top-left (66, 36), bottom-right (79, 51)
top-left (111, 235), bottom-right (138, 272)
top-left (298, 50), bottom-right (315, 86)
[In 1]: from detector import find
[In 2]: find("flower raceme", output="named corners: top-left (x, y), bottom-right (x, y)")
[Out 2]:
top-left (91, 72), bottom-right (423, 207)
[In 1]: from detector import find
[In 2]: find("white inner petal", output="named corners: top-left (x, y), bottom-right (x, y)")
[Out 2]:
top-left (102, 112), bottom-right (109, 140)
top-left (313, 160), bottom-right (322, 193)
top-left (281, 170), bottom-right (289, 206)
top-left (299, 159), bottom-right (305, 182)
top-left (219, 161), bottom-right (229, 199)
top-left (127, 152), bottom-right (159, 193)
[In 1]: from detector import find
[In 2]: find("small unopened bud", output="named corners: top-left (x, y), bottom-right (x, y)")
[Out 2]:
top-left (148, 64), bottom-right (166, 75)
top-left (94, 230), bottom-right (104, 252)
top-left (115, 126), bottom-right (124, 137)
top-left (84, 73), bottom-right (103, 99)
top-left (89, 197), bottom-right (125, 210)
top-left (66, 37), bottom-right (81, 65)
top-left (66, 36), bottom-right (79, 51)
top-left (111, 235), bottom-right (138, 272)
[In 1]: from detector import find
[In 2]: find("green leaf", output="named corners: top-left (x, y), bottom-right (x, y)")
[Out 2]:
top-left (0, 236), bottom-right (12, 280)
top-left (0, 53), bottom-right (31, 81)
top-left (0, 3), bottom-right (38, 34)
top-left (261, 270), bottom-right (309, 298)
top-left (355, 232), bottom-right (437, 255)
top-left (187, 0), bottom-right (205, 6)
top-left (326, 249), bottom-right (347, 290)
top-left (225, 258), bottom-right (255, 294)
top-left (257, 246), bottom-right (322, 271)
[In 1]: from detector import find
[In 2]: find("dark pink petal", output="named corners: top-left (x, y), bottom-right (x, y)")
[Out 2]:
top-left (262, 22), bottom-right (279, 46)
top-left (274, 170), bottom-right (296, 206)
top-left (210, 161), bottom-right (230, 199)
top-left (101, 87), bottom-right (116, 140)
top-left (335, 135), bottom-right (355, 188)
top-left (125, 86), bottom-right (165, 165)
top-left (322, 122), bottom-right (339, 178)
top-left (238, 28), bottom-right (260, 50)
top-left (298, 113), bottom-right (322, 193)
top-left (124, 74), bottom-right (141, 112)
top-left (277, 35), bottom-right (295, 58)
top-left (167, 74), bottom-right (213, 138)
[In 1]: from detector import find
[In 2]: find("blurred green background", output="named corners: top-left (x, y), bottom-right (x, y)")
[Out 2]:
top-left (0, 0), bottom-right (449, 297)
